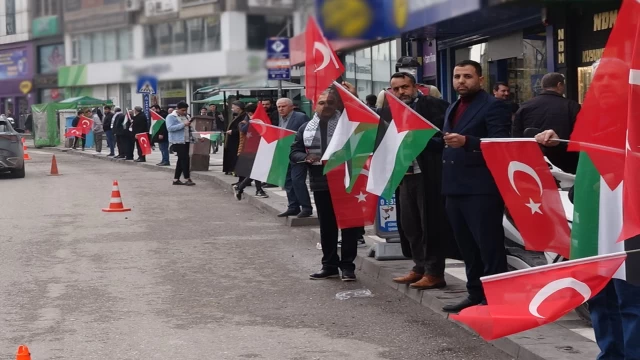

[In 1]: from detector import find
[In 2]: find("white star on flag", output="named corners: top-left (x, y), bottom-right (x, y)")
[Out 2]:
top-left (355, 192), bottom-right (367, 203)
top-left (246, 132), bottom-right (253, 138)
top-left (526, 198), bottom-right (542, 214)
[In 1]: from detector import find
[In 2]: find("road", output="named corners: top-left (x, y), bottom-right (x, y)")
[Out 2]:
top-left (0, 151), bottom-right (512, 360)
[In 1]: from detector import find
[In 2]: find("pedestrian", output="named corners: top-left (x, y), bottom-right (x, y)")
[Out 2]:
top-left (207, 104), bottom-right (224, 154)
top-left (152, 116), bottom-right (170, 166)
top-left (92, 108), bottom-right (105, 153)
top-left (345, 72), bottom-right (455, 290)
top-left (275, 97), bottom-right (312, 218)
top-left (290, 89), bottom-right (362, 281)
top-left (103, 106), bottom-right (115, 156)
top-left (71, 109), bottom-right (86, 151)
top-left (437, 60), bottom-right (512, 313)
top-left (492, 82), bottom-right (519, 121)
top-left (166, 102), bottom-right (195, 186)
top-left (365, 94), bottom-right (377, 110)
top-left (112, 108), bottom-right (127, 158)
top-left (132, 106), bottom-right (149, 162)
top-left (122, 109), bottom-right (135, 160)
top-left (233, 103), bottom-right (268, 200)
top-left (222, 101), bottom-right (246, 177)
top-left (260, 98), bottom-right (280, 126)
top-left (512, 73), bottom-right (580, 174)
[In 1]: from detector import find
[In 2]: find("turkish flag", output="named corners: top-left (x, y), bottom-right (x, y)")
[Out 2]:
top-left (78, 115), bottom-right (94, 135)
top-left (305, 16), bottom-right (344, 104)
top-left (326, 156), bottom-right (377, 229)
top-left (451, 252), bottom-right (626, 340)
top-left (64, 127), bottom-right (82, 138)
top-left (251, 102), bottom-right (271, 125)
top-left (135, 133), bottom-right (152, 156)
top-left (481, 139), bottom-right (571, 258)
top-left (620, 15), bottom-right (640, 242)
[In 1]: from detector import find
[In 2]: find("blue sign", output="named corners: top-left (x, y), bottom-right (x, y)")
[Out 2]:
top-left (142, 94), bottom-right (150, 122)
top-left (315, 0), bottom-right (482, 40)
top-left (266, 37), bottom-right (291, 80)
top-left (136, 75), bottom-right (157, 94)
top-left (377, 193), bottom-right (398, 233)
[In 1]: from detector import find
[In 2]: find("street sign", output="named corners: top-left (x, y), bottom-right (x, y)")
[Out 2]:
top-left (266, 37), bottom-right (291, 80)
top-left (137, 75), bottom-right (158, 94)
top-left (315, 0), bottom-right (481, 39)
top-left (142, 94), bottom-right (150, 122)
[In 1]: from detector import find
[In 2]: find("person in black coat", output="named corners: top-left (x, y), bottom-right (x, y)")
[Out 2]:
top-left (102, 106), bottom-right (115, 156)
top-left (132, 106), bottom-right (149, 162)
top-left (223, 101), bottom-right (246, 175)
top-left (151, 117), bottom-right (170, 166)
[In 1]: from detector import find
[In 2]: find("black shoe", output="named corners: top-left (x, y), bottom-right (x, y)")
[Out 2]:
top-left (309, 268), bottom-right (340, 280)
top-left (125, 157), bottom-right (134, 160)
top-left (255, 190), bottom-right (268, 198)
top-left (233, 185), bottom-right (243, 201)
top-left (278, 209), bottom-right (300, 217)
top-left (114, 155), bottom-right (124, 159)
top-left (341, 269), bottom-right (356, 282)
top-left (173, 180), bottom-right (185, 185)
top-left (442, 298), bottom-right (483, 313)
top-left (156, 162), bottom-right (170, 166)
top-left (134, 158), bottom-right (145, 162)
top-left (184, 179), bottom-right (196, 186)
top-left (107, 153), bottom-right (115, 157)
top-left (297, 210), bottom-right (313, 218)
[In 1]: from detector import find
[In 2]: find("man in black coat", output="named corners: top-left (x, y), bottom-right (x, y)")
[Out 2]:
top-left (103, 106), bottom-right (115, 156)
top-left (132, 106), bottom-right (149, 162)
top-left (112, 108), bottom-right (127, 159)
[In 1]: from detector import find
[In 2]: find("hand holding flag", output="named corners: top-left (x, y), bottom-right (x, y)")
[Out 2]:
top-left (78, 115), bottom-right (94, 135)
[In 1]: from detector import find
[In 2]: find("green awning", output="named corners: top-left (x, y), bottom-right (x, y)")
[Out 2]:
top-left (58, 96), bottom-right (113, 107)
top-left (194, 78), bottom-right (304, 96)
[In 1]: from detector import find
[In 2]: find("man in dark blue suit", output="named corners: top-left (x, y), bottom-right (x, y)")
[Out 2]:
top-left (275, 97), bottom-right (312, 218)
top-left (439, 60), bottom-right (512, 313)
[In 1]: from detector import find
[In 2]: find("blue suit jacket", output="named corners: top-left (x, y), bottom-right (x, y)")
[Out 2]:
top-left (438, 90), bottom-right (511, 196)
top-left (283, 111), bottom-right (310, 133)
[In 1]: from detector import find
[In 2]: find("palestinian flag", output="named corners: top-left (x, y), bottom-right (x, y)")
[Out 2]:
top-left (196, 132), bottom-right (221, 143)
top-left (235, 121), bottom-right (296, 187)
top-left (366, 92), bottom-right (440, 199)
top-left (322, 82), bottom-right (379, 192)
top-left (149, 110), bottom-right (165, 138)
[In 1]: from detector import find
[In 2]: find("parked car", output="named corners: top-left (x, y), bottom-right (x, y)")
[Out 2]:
top-left (0, 116), bottom-right (25, 178)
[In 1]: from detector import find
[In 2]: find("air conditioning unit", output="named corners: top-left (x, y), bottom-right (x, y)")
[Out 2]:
top-left (145, 0), bottom-right (177, 17)
top-left (125, 0), bottom-right (141, 11)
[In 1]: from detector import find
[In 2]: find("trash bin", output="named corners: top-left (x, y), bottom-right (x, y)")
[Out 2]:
top-left (190, 115), bottom-right (215, 171)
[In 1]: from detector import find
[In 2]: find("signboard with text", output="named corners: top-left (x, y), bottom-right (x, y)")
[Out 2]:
top-left (266, 37), bottom-right (291, 80)
top-left (0, 48), bottom-right (30, 80)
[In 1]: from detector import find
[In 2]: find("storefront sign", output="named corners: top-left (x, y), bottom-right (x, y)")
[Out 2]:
top-left (123, 63), bottom-right (172, 78)
top-left (315, 0), bottom-right (481, 40)
top-left (34, 74), bottom-right (59, 87)
top-left (266, 37), bottom-right (291, 80)
top-left (593, 10), bottom-right (617, 31)
top-left (65, 12), bottom-right (129, 33)
top-left (575, 5), bottom-right (619, 67)
top-left (422, 40), bottom-right (437, 78)
top-left (32, 16), bottom-right (60, 38)
top-left (557, 28), bottom-right (565, 65)
top-left (19, 81), bottom-right (32, 95)
top-left (582, 48), bottom-right (605, 64)
top-left (0, 47), bottom-right (30, 80)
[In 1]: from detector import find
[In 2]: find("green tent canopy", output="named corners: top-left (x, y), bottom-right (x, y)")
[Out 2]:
top-left (192, 94), bottom-right (259, 105)
top-left (58, 96), bottom-right (113, 108)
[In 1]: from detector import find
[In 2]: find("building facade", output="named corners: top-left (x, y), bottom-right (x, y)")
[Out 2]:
top-left (30, 0), bottom-right (64, 104)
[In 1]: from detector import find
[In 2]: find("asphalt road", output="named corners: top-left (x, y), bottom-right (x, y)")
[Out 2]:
top-left (0, 151), bottom-right (512, 360)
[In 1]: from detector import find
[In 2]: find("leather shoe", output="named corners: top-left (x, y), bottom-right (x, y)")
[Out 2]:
top-left (277, 209), bottom-right (300, 217)
top-left (393, 271), bottom-right (423, 284)
top-left (297, 210), bottom-right (313, 218)
top-left (442, 298), bottom-right (483, 313)
top-left (309, 268), bottom-right (339, 280)
top-left (410, 275), bottom-right (446, 290)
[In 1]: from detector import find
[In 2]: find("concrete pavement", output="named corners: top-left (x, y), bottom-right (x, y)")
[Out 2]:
top-left (0, 151), bottom-right (513, 359)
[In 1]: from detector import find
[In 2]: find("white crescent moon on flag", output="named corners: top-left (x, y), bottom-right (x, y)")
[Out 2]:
top-left (528, 277), bottom-right (591, 319)
top-left (141, 138), bottom-right (148, 147)
top-left (508, 161), bottom-right (544, 196)
top-left (81, 119), bottom-right (90, 128)
top-left (313, 41), bottom-right (339, 72)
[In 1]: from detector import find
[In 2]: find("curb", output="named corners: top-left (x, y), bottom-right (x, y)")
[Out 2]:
top-left (46, 147), bottom-right (599, 360)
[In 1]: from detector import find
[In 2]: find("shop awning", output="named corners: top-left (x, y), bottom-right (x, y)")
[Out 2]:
top-left (58, 96), bottom-right (113, 107)
top-left (194, 77), bottom-right (304, 96)
top-left (192, 93), bottom-right (259, 105)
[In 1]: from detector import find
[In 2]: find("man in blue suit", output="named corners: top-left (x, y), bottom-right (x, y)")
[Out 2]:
top-left (275, 97), bottom-right (313, 218)
top-left (438, 60), bottom-right (512, 313)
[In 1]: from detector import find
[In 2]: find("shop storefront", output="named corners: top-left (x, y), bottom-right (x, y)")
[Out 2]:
top-left (0, 42), bottom-right (36, 128)
top-left (548, 0), bottom-right (621, 103)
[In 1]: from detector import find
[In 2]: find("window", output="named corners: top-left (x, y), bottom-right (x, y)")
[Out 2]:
top-left (35, 0), bottom-right (59, 17)
top-left (6, 0), bottom-right (16, 35)
top-left (71, 29), bottom-right (133, 64)
top-left (246, 15), bottom-right (292, 50)
top-left (192, 78), bottom-right (219, 101)
top-left (144, 16), bottom-right (220, 57)
top-left (38, 44), bottom-right (65, 74)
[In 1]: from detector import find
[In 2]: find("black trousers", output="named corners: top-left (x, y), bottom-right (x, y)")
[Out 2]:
top-left (314, 190), bottom-right (362, 271)
top-left (238, 177), bottom-right (262, 192)
top-left (445, 194), bottom-right (507, 302)
top-left (73, 135), bottom-right (86, 149)
top-left (115, 134), bottom-right (123, 156)
top-left (173, 143), bottom-right (190, 180)
top-left (398, 174), bottom-right (445, 277)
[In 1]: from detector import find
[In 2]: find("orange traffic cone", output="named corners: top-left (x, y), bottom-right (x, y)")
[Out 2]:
top-left (22, 138), bottom-right (31, 161)
top-left (48, 154), bottom-right (60, 176)
top-left (16, 345), bottom-right (30, 360)
top-left (102, 180), bottom-right (131, 212)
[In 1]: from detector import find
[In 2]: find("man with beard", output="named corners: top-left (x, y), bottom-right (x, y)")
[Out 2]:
top-left (344, 72), bottom-right (456, 290)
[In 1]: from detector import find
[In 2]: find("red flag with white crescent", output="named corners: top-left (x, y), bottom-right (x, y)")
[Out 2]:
top-left (326, 156), bottom-right (377, 229)
top-left (305, 16), bottom-right (344, 104)
top-left (78, 115), bottom-right (94, 135)
top-left (135, 133), bottom-right (152, 156)
top-left (251, 102), bottom-right (271, 125)
top-left (481, 139), bottom-right (571, 258)
top-left (451, 252), bottom-right (626, 340)
top-left (64, 127), bottom-right (82, 138)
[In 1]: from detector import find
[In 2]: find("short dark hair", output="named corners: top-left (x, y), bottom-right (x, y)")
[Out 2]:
top-left (261, 98), bottom-right (273, 104)
top-left (77, 109), bottom-right (84, 115)
top-left (455, 60), bottom-right (483, 77)
top-left (176, 101), bottom-right (189, 109)
top-left (232, 100), bottom-right (246, 110)
top-left (245, 103), bottom-right (257, 114)
top-left (104, 105), bottom-right (112, 110)
top-left (365, 94), bottom-right (377, 106)
top-left (493, 82), bottom-right (509, 91)
top-left (541, 72), bottom-right (565, 89)
top-left (390, 72), bottom-right (416, 85)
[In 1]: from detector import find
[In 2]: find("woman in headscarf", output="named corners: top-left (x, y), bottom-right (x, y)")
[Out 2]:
top-left (222, 100), bottom-right (246, 176)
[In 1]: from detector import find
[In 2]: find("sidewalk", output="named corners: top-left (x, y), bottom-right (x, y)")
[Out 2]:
top-left (40, 144), bottom-right (601, 360)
